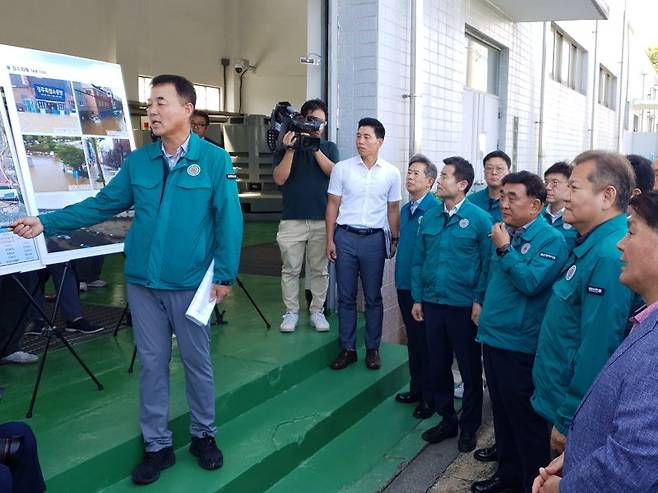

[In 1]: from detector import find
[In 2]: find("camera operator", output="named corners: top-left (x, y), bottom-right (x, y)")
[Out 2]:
top-left (272, 99), bottom-right (339, 332)
top-left (0, 422), bottom-right (46, 493)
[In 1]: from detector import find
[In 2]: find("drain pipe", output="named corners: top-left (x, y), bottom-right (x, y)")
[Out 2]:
top-left (537, 22), bottom-right (548, 173)
top-left (590, 20), bottom-right (599, 148)
top-left (405, 0), bottom-right (423, 157)
top-left (616, 0), bottom-right (628, 151)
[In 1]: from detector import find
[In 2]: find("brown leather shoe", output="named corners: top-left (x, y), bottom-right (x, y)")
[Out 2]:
top-left (330, 350), bottom-right (357, 370)
top-left (365, 348), bottom-right (381, 370)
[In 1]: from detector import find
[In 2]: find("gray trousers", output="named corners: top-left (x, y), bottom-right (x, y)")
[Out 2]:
top-left (127, 284), bottom-right (217, 452)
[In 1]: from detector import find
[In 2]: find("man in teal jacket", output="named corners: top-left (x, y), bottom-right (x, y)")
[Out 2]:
top-left (12, 75), bottom-right (243, 485)
top-left (542, 161), bottom-right (578, 251)
top-left (468, 150), bottom-right (511, 222)
top-left (531, 150), bottom-right (635, 456)
top-left (394, 154), bottom-right (439, 419)
top-left (471, 171), bottom-right (568, 493)
top-left (411, 156), bottom-right (492, 453)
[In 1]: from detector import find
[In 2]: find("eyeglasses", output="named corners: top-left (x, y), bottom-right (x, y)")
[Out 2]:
top-left (544, 179), bottom-right (566, 188)
top-left (190, 122), bottom-right (208, 129)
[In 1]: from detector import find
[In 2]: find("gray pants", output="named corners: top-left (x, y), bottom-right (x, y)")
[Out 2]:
top-left (127, 284), bottom-right (217, 452)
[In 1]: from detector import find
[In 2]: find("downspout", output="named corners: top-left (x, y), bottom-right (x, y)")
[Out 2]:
top-left (616, 0), bottom-right (627, 151)
top-left (405, 0), bottom-right (423, 157)
top-left (537, 22), bottom-right (548, 173)
top-left (590, 20), bottom-right (599, 148)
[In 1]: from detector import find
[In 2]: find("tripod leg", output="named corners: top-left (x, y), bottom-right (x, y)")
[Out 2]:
top-left (52, 330), bottom-right (104, 391)
top-left (128, 345), bottom-right (137, 374)
top-left (26, 332), bottom-right (53, 419)
top-left (113, 303), bottom-right (130, 337)
top-left (236, 277), bottom-right (271, 329)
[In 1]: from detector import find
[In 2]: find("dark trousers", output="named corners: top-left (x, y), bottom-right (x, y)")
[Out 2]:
top-left (483, 344), bottom-right (550, 493)
top-left (73, 255), bottom-right (104, 283)
top-left (0, 273), bottom-right (39, 358)
top-left (424, 302), bottom-right (482, 433)
top-left (334, 227), bottom-right (386, 350)
top-left (0, 422), bottom-right (46, 493)
top-left (397, 289), bottom-right (430, 401)
top-left (35, 263), bottom-right (81, 322)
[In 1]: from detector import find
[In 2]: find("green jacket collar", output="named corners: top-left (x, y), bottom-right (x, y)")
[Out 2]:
top-left (572, 213), bottom-right (626, 259)
top-left (518, 214), bottom-right (549, 243)
top-left (145, 131), bottom-right (202, 166)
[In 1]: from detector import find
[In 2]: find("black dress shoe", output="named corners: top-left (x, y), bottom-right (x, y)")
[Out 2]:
top-left (471, 475), bottom-right (522, 493)
top-left (365, 348), bottom-right (381, 370)
top-left (330, 349), bottom-right (357, 370)
top-left (474, 444), bottom-right (498, 462)
top-left (413, 401), bottom-right (434, 419)
top-left (395, 391), bottom-right (421, 404)
top-left (458, 431), bottom-right (477, 452)
top-left (421, 419), bottom-right (458, 443)
top-left (132, 446), bottom-right (176, 485)
top-left (189, 433), bottom-right (223, 470)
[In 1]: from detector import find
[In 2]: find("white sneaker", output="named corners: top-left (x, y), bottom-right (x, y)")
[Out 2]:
top-left (79, 282), bottom-right (88, 292)
top-left (87, 280), bottom-right (107, 288)
top-left (280, 312), bottom-right (299, 332)
top-left (0, 351), bottom-right (39, 365)
top-left (310, 312), bottom-right (330, 332)
top-left (453, 382), bottom-right (464, 399)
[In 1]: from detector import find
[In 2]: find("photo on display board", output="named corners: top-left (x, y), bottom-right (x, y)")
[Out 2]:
top-left (0, 87), bottom-right (41, 272)
top-left (9, 74), bottom-right (80, 135)
top-left (23, 135), bottom-right (91, 192)
top-left (82, 137), bottom-right (131, 188)
top-left (72, 82), bottom-right (128, 136)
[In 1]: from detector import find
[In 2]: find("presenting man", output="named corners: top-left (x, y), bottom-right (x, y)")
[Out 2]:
top-left (190, 109), bottom-right (222, 147)
top-left (394, 154), bottom-right (439, 419)
top-left (468, 150), bottom-right (511, 222)
top-left (326, 117), bottom-right (401, 370)
top-left (11, 75), bottom-right (243, 485)
top-left (411, 157), bottom-right (492, 453)
top-left (542, 162), bottom-right (577, 251)
top-left (472, 171), bottom-right (567, 493)
top-left (532, 192), bottom-right (658, 493)
top-left (272, 99), bottom-right (339, 332)
top-left (531, 150), bottom-right (634, 455)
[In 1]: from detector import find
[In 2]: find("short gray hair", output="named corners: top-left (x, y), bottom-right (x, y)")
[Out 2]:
top-left (409, 153), bottom-right (438, 181)
top-left (572, 150), bottom-right (634, 212)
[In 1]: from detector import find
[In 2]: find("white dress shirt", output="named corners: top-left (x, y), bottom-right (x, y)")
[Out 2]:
top-left (328, 155), bottom-right (402, 229)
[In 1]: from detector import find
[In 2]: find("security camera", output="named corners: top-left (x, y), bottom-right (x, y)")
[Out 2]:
top-left (234, 59), bottom-right (252, 74)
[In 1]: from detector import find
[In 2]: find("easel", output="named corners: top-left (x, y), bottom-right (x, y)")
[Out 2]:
top-left (9, 262), bottom-right (103, 417)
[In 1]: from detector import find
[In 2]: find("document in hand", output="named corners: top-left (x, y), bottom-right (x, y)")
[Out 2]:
top-left (185, 261), bottom-right (216, 326)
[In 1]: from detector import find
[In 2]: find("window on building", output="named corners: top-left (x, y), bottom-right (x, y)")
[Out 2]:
top-left (465, 34), bottom-right (500, 95)
top-left (598, 65), bottom-right (617, 109)
top-left (138, 75), bottom-right (222, 111)
top-left (551, 26), bottom-right (586, 94)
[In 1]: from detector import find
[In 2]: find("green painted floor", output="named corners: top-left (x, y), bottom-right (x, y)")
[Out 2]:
top-left (0, 220), bottom-right (453, 492)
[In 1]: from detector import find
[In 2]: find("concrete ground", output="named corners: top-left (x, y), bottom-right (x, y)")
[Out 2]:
top-left (383, 378), bottom-right (498, 493)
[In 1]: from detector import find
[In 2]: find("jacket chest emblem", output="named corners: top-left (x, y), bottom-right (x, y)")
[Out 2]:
top-left (521, 243), bottom-right (531, 255)
top-left (459, 218), bottom-right (469, 229)
top-left (566, 264), bottom-right (577, 281)
top-left (187, 163), bottom-right (201, 176)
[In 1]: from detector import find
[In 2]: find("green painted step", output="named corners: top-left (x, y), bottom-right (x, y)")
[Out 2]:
top-left (0, 310), bottom-right (346, 493)
top-left (266, 383), bottom-right (426, 493)
top-left (98, 343), bottom-right (410, 493)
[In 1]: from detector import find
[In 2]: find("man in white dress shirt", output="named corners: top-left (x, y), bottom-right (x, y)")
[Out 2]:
top-left (325, 117), bottom-right (401, 370)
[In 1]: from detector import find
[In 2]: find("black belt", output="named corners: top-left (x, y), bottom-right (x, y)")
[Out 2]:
top-left (337, 224), bottom-right (383, 236)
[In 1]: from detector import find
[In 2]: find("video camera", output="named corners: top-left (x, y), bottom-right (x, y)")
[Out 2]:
top-left (266, 101), bottom-right (325, 153)
top-left (0, 436), bottom-right (22, 465)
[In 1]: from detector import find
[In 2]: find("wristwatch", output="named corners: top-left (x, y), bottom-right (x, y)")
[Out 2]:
top-left (218, 280), bottom-right (233, 286)
top-left (496, 244), bottom-right (512, 257)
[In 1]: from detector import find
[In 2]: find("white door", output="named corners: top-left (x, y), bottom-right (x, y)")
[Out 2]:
top-left (461, 89), bottom-right (500, 186)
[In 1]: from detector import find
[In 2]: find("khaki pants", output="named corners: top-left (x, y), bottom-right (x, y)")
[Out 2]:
top-left (276, 219), bottom-right (328, 313)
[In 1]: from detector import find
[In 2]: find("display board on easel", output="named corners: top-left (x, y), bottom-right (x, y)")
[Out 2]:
top-left (0, 44), bottom-right (136, 274)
